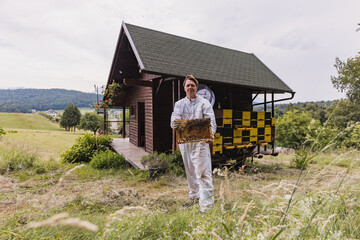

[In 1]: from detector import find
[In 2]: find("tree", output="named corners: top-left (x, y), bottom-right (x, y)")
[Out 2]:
top-left (276, 110), bottom-right (316, 149)
top-left (78, 112), bottom-right (102, 135)
top-left (331, 53), bottom-right (360, 102)
top-left (60, 104), bottom-right (81, 131)
top-left (325, 99), bottom-right (360, 129)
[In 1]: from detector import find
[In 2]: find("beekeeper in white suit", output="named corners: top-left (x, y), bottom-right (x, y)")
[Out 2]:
top-left (171, 74), bottom-right (217, 213)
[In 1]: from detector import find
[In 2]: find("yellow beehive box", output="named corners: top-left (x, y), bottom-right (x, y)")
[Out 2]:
top-left (223, 109), bottom-right (233, 119)
top-left (258, 112), bottom-right (265, 120)
top-left (265, 135), bottom-right (272, 143)
top-left (250, 128), bottom-right (257, 137)
top-left (271, 118), bottom-right (276, 126)
top-left (212, 145), bottom-right (223, 154)
top-left (265, 127), bottom-right (271, 135)
top-left (233, 129), bottom-right (242, 137)
top-left (213, 136), bottom-right (223, 145)
top-left (233, 137), bottom-right (242, 144)
top-left (258, 120), bottom-right (265, 128)
top-left (242, 119), bottom-right (250, 127)
top-left (242, 111), bottom-right (251, 120)
top-left (223, 118), bottom-right (232, 127)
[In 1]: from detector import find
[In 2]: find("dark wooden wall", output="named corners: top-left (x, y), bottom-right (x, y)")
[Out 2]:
top-left (206, 82), bottom-right (253, 111)
top-left (153, 79), bottom-right (174, 153)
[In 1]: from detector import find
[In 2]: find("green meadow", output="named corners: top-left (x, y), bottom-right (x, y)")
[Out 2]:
top-left (1, 113), bottom-right (360, 239)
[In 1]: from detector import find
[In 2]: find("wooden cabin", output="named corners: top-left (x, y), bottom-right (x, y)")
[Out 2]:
top-left (104, 22), bottom-right (295, 154)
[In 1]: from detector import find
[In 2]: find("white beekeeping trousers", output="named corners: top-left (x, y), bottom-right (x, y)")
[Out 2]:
top-left (179, 141), bottom-right (214, 212)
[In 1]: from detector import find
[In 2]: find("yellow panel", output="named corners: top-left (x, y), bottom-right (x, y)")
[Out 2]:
top-left (213, 137), bottom-right (223, 145)
top-left (242, 111), bottom-right (251, 120)
top-left (236, 144), bottom-right (246, 148)
top-left (233, 129), bottom-right (242, 137)
top-left (223, 118), bottom-right (232, 127)
top-left (212, 145), bottom-right (223, 154)
top-left (223, 109), bottom-right (233, 119)
top-left (250, 128), bottom-right (257, 137)
top-left (265, 135), bottom-right (272, 142)
top-left (265, 127), bottom-right (271, 135)
top-left (242, 119), bottom-right (250, 126)
top-left (271, 118), bottom-right (276, 126)
top-left (250, 136), bottom-right (257, 142)
top-left (233, 137), bottom-right (242, 144)
top-left (258, 112), bottom-right (265, 120)
top-left (224, 145), bottom-right (235, 150)
top-left (245, 143), bottom-right (254, 148)
top-left (258, 120), bottom-right (265, 128)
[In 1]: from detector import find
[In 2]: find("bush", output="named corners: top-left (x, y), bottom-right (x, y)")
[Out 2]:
top-left (141, 152), bottom-right (170, 169)
top-left (0, 151), bottom-right (38, 174)
top-left (291, 149), bottom-right (310, 169)
top-left (61, 133), bottom-right (112, 163)
top-left (141, 151), bottom-right (185, 177)
top-left (90, 150), bottom-right (127, 169)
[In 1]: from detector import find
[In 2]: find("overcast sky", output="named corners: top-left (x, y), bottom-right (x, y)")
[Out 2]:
top-left (1, 0), bottom-right (359, 102)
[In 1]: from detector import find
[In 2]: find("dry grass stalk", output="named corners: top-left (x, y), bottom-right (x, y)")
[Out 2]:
top-left (266, 225), bottom-right (286, 237)
top-left (219, 181), bottom-right (225, 213)
top-left (102, 206), bottom-right (150, 239)
top-left (183, 231), bottom-right (194, 240)
top-left (26, 212), bottom-right (99, 232)
top-left (321, 214), bottom-right (337, 233)
top-left (210, 231), bottom-right (222, 240)
top-left (243, 189), bottom-right (271, 201)
top-left (127, 169), bottom-right (135, 176)
top-left (238, 200), bottom-right (253, 238)
top-left (224, 167), bottom-right (231, 201)
top-left (57, 218), bottom-right (99, 232)
top-left (57, 164), bottom-right (85, 186)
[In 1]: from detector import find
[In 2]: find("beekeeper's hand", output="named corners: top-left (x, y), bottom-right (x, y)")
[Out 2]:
top-left (205, 134), bottom-right (214, 143)
top-left (172, 119), bottom-right (181, 129)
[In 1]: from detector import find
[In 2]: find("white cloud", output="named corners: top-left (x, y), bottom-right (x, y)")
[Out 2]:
top-left (0, 0), bottom-right (359, 102)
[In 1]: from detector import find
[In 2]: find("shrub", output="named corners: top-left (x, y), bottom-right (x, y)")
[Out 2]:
top-left (0, 151), bottom-right (38, 174)
top-left (61, 133), bottom-right (112, 163)
top-left (141, 151), bottom-right (185, 177)
top-left (291, 149), bottom-right (309, 169)
top-left (141, 152), bottom-right (170, 169)
top-left (90, 150), bottom-right (127, 169)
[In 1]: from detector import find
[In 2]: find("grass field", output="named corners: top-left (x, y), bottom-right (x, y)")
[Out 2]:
top-left (1, 113), bottom-right (360, 239)
top-left (0, 113), bottom-right (62, 131)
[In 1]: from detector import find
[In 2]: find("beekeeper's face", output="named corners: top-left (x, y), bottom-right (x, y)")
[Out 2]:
top-left (184, 79), bottom-right (197, 98)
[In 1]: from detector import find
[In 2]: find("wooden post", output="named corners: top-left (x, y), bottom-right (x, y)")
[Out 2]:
top-left (122, 106), bottom-right (126, 138)
top-left (172, 80), bottom-right (175, 152)
top-left (272, 92), bottom-right (275, 154)
top-left (104, 108), bottom-right (108, 135)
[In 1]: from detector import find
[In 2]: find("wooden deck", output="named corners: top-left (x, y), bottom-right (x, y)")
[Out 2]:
top-left (111, 138), bottom-right (148, 170)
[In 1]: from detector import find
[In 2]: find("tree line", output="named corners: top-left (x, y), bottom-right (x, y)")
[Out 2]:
top-left (0, 88), bottom-right (102, 113)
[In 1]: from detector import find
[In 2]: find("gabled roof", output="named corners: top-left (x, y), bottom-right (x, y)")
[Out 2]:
top-left (121, 22), bottom-right (294, 93)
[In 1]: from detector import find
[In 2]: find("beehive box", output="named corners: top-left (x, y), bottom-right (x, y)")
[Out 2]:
top-left (176, 118), bottom-right (212, 143)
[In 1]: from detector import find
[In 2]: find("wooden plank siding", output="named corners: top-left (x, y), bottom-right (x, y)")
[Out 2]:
top-left (127, 85), bottom-right (153, 153)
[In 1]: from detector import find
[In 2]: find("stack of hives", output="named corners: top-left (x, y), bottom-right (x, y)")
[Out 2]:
top-left (212, 109), bottom-right (275, 155)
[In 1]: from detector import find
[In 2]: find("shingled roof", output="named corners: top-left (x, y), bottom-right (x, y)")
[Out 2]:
top-left (122, 22), bottom-right (294, 93)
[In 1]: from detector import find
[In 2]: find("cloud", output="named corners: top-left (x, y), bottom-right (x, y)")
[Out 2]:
top-left (0, 0), bottom-right (359, 102)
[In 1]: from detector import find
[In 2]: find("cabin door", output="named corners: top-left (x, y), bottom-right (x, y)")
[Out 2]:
top-left (138, 102), bottom-right (145, 147)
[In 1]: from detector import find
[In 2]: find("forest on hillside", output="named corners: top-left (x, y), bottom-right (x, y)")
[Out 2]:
top-left (0, 89), bottom-right (103, 113)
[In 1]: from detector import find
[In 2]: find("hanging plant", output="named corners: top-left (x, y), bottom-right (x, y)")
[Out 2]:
top-left (92, 80), bottom-right (123, 111)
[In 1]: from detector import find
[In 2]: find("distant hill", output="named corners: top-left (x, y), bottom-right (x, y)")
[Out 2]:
top-left (0, 88), bottom-right (103, 113)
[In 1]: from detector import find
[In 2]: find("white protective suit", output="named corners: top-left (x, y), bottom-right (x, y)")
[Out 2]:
top-left (171, 96), bottom-right (217, 212)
